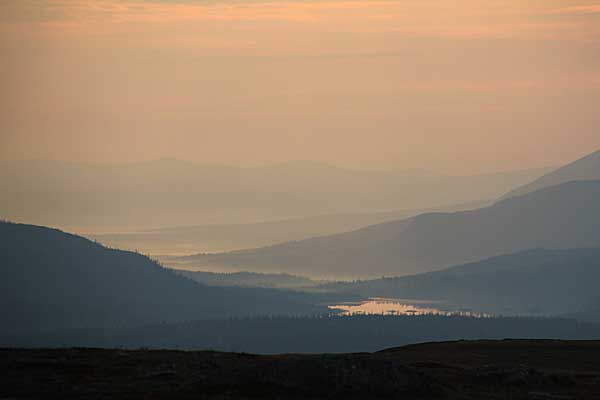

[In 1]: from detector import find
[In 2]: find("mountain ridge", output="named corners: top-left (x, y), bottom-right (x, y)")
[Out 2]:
top-left (178, 180), bottom-right (600, 279)
top-left (501, 149), bottom-right (600, 200)
top-left (319, 247), bottom-right (600, 317)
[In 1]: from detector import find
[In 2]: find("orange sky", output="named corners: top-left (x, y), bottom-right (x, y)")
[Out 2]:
top-left (1, 0), bottom-right (600, 173)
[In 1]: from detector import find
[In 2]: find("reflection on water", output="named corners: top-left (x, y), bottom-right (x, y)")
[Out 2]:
top-left (329, 298), bottom-right (486, 317)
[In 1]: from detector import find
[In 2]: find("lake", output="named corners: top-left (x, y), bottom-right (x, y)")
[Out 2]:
top-left (329, 297), bottom-right (487, 317)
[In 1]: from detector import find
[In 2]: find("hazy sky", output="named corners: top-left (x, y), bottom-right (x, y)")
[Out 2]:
top-left (1, 0), bottom-right (599, 174)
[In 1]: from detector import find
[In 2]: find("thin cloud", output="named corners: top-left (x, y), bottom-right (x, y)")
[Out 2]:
top-left (6, 0), bottom-right (600, 42)
top-left (548, 5), bottom-right (600, 14)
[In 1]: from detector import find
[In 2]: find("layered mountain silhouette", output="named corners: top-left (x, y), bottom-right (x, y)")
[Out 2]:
top-left (502, 149), bottom-right (600, 199)
top-left (180, 180), bottom-right (600, 278)
top-left (90, 200), bottom-right (487, 256)
top-left (0, 159), bottom-right (548, 228)
top-left (321, 248), bottom-right (600, 316)
top-left (0, 221), bottom-right (327, 334)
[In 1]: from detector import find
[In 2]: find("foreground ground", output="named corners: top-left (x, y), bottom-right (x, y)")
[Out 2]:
top-left (2, 340), bottom-right (600, 399)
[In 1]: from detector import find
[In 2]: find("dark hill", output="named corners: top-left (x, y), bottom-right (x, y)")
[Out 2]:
top-left (320, 247), bottom-right (600, 316)
top-left (0, 221), bottom-right (326, 334)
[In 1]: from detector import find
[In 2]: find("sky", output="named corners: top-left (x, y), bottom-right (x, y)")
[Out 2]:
top-left (1, 0), bottom-right (600, 174)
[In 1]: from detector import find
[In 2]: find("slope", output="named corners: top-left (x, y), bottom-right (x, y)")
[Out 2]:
top-left (0, 221), bottom-right (327, 334)
top-left (180, 180), bottom-right (600, 278)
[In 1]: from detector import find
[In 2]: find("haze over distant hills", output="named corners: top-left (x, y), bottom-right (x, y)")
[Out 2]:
top-left (180, 180), bottom-right (600, 279)
top-left (502, 149), bottom-right (600, 199)
top-left (88, 200), bottom-right (487, 256)
top-left (0, 159), bottom-right (550, 228)
top-left (0, 221), bottom-right (327, 334)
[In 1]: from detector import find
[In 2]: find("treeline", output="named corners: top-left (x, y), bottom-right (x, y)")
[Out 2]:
top-left (4, 314), bottom-right (599, 354)
top-left (177, 270), bottom-right (318, 289)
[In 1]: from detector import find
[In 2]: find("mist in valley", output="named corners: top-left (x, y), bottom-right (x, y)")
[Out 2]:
top-left (2, 1), bottom-right (600, 398)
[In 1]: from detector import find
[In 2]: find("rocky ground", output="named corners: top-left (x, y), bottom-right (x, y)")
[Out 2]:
top-left (2, 340), bottom-right (600, 399)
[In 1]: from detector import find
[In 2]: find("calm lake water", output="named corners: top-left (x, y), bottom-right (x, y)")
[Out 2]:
top-left (329, 297), bottom-right (487, 317)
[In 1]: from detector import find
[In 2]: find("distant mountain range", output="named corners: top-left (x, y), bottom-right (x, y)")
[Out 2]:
top-left (180, 180), bottom-right (600, 279)
top-left (502, 150), bottom-right (600, 199)
top-left (2, 151), bottom-right (599, 351)
top-left (81, 150), bottom-right (598, 258)
top-left (88, 200), bottom-right (488, 256)
top-left (0, 159), bottom-right (550, 228)
top-left (320, 247), bottom-right (600, 317)
top-left (0, 221), bottom-right (328, 334)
